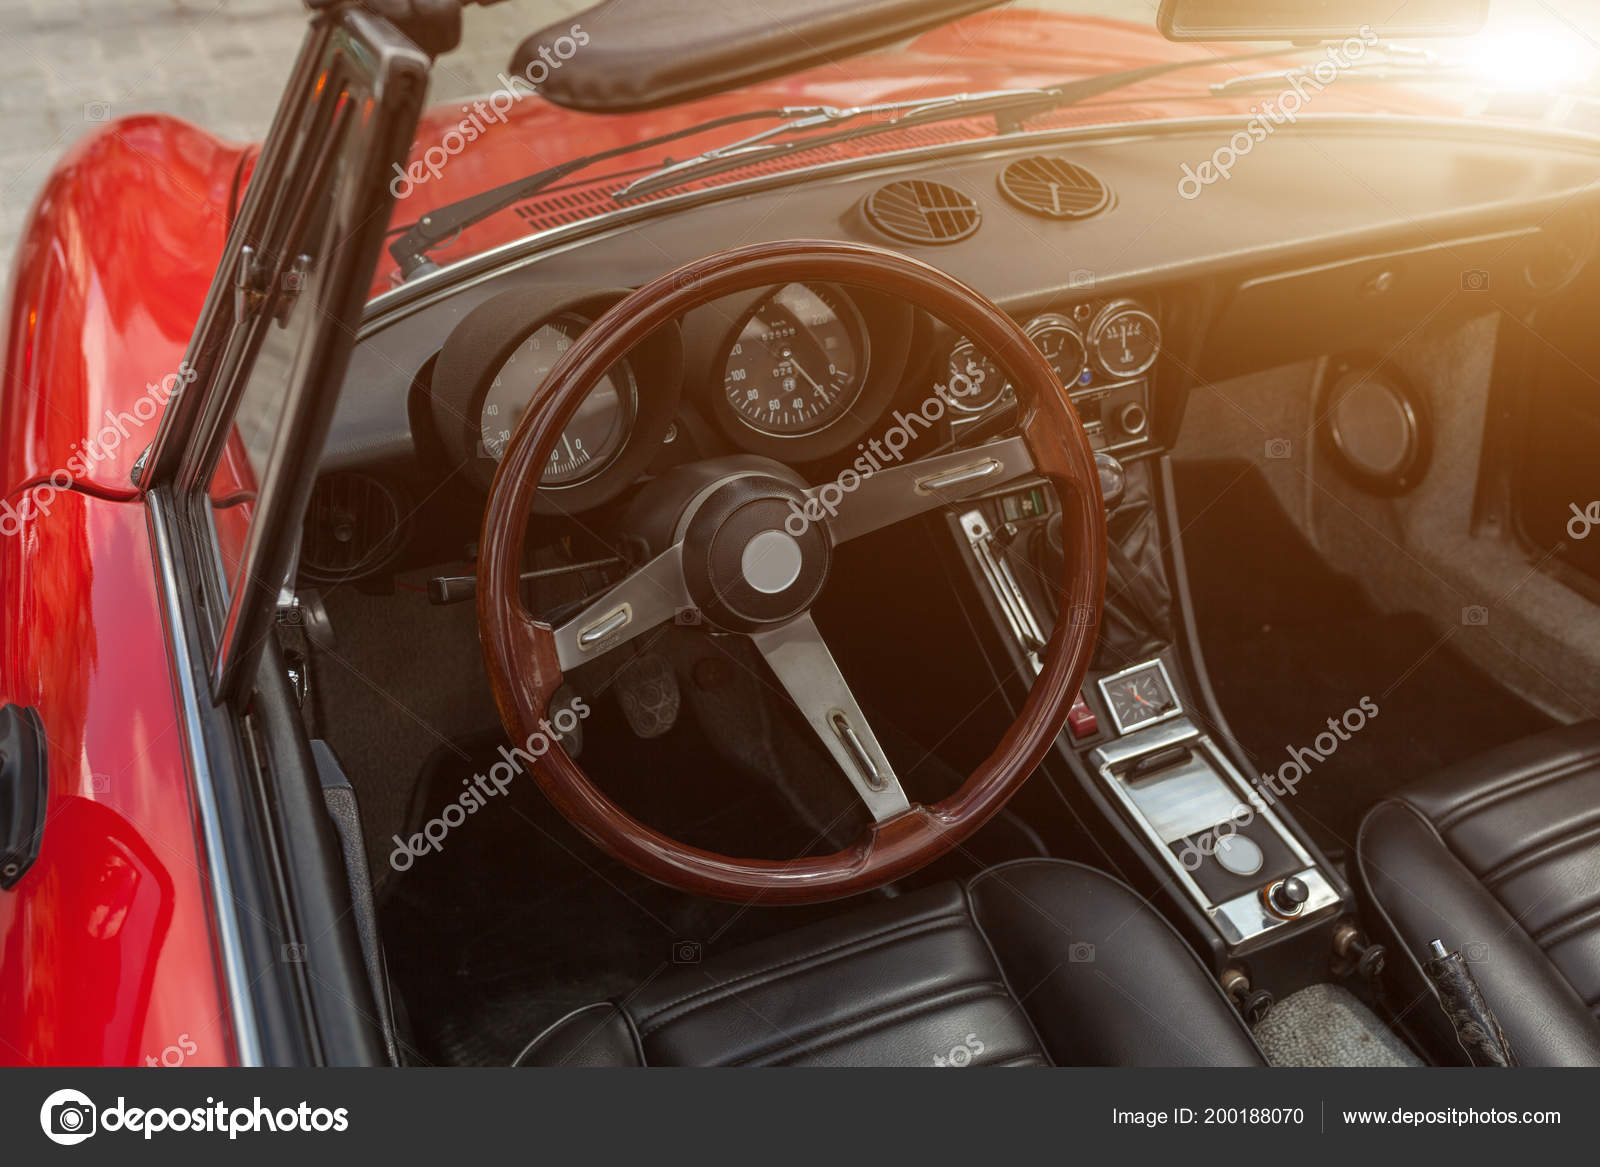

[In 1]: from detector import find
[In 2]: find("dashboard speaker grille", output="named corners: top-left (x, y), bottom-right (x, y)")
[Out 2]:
top-left (300, 471), bottom-right (409, 583)
top-left (863, 180), bottom-right (981, 244)
top-left (997, 156), bottom-right (1110, 220)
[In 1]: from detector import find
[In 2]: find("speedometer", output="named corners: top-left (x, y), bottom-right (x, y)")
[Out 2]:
top-left (480, 314), bottom-right (636, 487)
top-left (721, 283), bottom-right (868, 437)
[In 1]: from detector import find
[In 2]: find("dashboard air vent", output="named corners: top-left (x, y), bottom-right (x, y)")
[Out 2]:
top-left (863, 180), bottom-right (981, 245)
top-left (997, 156), bottom-right (1110, 220)
top-left (300, 471), bottom-right (409, 583)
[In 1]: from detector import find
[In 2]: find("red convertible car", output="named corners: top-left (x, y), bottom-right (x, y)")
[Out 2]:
top-left (3, 0), bottom-right (1599, 1072)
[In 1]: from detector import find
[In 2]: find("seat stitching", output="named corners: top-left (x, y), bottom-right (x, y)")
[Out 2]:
top-left (636, 914), bottom-right (969, 1034)
top-left (745, 982), bottom-right (1017, 1067)
top-left (1480, 818), bottom-right (1600, 889)
top-left (1435, 755), bottom-right (1600, 830)
top-left (1531, 898), bottom-right (1600, 948)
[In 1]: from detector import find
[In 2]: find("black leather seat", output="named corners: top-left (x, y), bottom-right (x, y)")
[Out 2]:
top-left (515, 859), bottom-right (1264, 1067)
top-left (1357, 721), bottom-right (1600, 1066)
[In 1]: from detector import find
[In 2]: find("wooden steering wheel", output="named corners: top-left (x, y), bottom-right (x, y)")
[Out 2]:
top-left (478, 239), bottom-right (1106, 904)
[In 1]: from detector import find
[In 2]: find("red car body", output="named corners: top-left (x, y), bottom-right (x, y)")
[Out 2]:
top-left (0, 7), bottom-right (1452, 1066)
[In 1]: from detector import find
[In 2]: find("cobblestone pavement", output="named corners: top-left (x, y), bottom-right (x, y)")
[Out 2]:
top-left (0, 0), bottom-right (586, 273)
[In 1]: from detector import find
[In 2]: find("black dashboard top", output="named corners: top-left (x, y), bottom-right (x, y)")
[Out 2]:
top-left (330, 116), bottom-right (1600, 486)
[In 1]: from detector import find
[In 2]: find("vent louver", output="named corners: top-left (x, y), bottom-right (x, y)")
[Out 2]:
top-left (863, 180), bottom-right (981, 245)
top-left (300, 471), bottom-right (409, 583)
top-left (997, 156), bottom-right (1110, 220)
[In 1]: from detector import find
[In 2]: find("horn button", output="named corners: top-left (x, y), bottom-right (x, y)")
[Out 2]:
top-left (681, 475), bottom-right (831, 632)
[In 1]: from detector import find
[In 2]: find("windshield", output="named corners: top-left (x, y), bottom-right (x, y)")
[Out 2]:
top-left (376, 0), bottom-right (1600, 292)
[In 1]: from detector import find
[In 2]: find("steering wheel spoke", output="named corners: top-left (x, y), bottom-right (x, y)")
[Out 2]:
top-left (815, 435), bottom-right (1035, 545)
top-left (551, 543), bottom-right (690, 670)
top-left (749, 613), bottom-right (911, 822)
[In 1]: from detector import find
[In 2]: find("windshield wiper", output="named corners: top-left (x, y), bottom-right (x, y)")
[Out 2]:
top-left (390, 43), bottom-right (1342, 278)
top-left (608, 88), bottom-right (1058, 199)
top-left (612, 43), bottom-right (1450, 200)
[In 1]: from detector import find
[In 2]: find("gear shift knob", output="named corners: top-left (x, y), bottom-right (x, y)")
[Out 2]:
top-left (1095, 451), bottom-right (1125, 511)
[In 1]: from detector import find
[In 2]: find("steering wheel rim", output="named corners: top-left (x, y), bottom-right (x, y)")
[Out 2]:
top-left (478, 239), bottom-right (1106, 904)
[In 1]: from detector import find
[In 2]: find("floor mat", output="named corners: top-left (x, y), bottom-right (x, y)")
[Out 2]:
top-left (1253, 983), bottom-right (1421, 1067)
top-left (377, 705), bottom-right (842, 1067)
top-left (375, 694), bottom-right (1038, 1066)
top-left (1174, 460), bottom-right (1553, 853)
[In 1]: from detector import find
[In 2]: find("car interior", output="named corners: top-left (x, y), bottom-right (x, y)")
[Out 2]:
top-left (249, 7), bottom-right (1600, 1069)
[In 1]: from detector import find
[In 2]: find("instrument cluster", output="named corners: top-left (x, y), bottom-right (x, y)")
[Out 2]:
top-left (421, 281), bottom-right (1158, 515)
top-left (945, 298), bottom-right (1161, 451)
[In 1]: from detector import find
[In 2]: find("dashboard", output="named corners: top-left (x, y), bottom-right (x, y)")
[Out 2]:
top-left (306, 116), bottom-right (1600, 582)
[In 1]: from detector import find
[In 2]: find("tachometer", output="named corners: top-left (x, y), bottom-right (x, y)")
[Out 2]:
top-left (721, 283), bottom-right (868, 437)
top-left (480, 314), bottom-right (636, 487)
top-left (430, 286), bottom-right (683, 512)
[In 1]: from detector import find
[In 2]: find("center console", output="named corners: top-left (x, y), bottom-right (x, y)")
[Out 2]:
top-left (944, 380), bottom-right (1350, 970)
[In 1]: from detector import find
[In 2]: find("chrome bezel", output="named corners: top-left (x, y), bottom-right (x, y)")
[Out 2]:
top-left (1024, 311), bottom-right (1089, 387)
top-left (1088, 299), bottom-right (1161, 379)
top-left (1097, 656), bottom-right (1185, 735)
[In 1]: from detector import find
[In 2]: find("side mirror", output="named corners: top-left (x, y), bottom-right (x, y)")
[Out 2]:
top-left (0, 704), bottom-right (47, 890)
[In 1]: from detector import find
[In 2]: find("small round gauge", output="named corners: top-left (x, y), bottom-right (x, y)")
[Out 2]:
top-left (722, 283), bottom-right (868, 437)
top-left (480, 314), bottom-right (637, 487)
top-left (944, 341), bottom-right (1008, 413)
top-left (1089, 300), bottom-right (1161, 379)
top-left (1025, 314), bottom-right (1089, 386)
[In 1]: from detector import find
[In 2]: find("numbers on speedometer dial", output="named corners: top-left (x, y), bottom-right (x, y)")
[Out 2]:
top-left (722, 283), bottom-right (868, 437)
top-left (480, 314), bottom-right (637, 487)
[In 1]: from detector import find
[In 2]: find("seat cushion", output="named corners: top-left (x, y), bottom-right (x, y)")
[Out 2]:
top-left (1356, 721), bottom-right (1600, 1066)
top-left (515, 859), bottom-right (1264, 1067)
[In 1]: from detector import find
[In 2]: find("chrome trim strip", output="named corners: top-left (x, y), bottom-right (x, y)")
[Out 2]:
top-left (959, 508), bottom-right (1044, 674)
top-left (917, 458), bottom-right (1002, 493)
top-left (147, 491), bottom-right (263, 1066)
